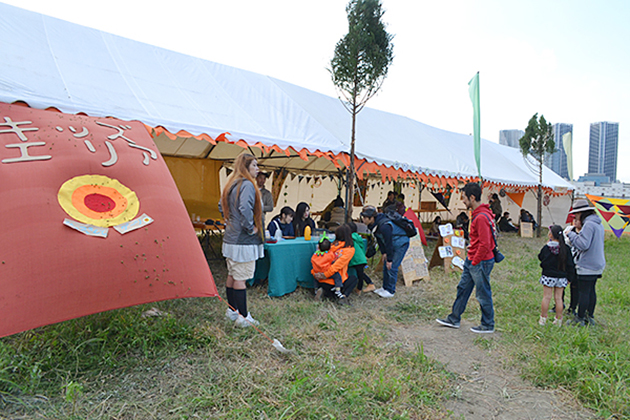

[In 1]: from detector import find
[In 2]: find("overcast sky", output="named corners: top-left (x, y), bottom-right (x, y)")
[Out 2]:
top-left (5, 0), bottom-right (629, 182)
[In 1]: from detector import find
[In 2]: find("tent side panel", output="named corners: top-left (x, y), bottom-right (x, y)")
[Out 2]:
top-left (164, 157), bottom-right (223, 221)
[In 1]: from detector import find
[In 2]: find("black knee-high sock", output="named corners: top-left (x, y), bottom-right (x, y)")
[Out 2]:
top-left (233, 288), bottom-right (248, 316)
top-left (226, 287), bottom-right (236, 310)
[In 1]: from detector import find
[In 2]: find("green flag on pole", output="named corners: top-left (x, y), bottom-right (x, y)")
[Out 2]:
top-left (562, 131), bottom-right (573, 180)
top-left (468, 72), bottom-right (481, 178)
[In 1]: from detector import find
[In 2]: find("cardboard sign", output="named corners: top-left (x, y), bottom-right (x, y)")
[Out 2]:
top-left (520, 222), bottom-right (534, 238)
top-left (401, 234), bottom-right (430, 286)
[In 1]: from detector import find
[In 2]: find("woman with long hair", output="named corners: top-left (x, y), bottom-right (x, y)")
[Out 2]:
top-left (312, 224), bottom-right (358, 304)
top-left (293, 202), bottom-right (315, 237)
top-left (220, 153), bottom-right (264, 327)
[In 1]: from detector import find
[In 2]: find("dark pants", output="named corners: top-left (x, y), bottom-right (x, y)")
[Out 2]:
top-left (557, 280), bottom-right (579, 314)
top-left (577, 275), bottom-right (599, 320)
top-left (568, 280), bottom-right (579, 313)
top-left (317, 274), bottom-right (358, 299)
top-left (351, 264), bottom-right (373, 290)
top-left (447, 258), bottom-right (495, 329)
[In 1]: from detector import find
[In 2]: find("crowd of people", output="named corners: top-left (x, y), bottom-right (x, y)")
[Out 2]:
top-left (218, 156), bottom-right (606, 330)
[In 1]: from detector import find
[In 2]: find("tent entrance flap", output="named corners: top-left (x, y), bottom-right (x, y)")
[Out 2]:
top-left (163, 156), bottom-right (223, 221)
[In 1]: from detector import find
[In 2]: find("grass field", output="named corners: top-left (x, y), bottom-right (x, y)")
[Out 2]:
top-left (1, 233), bottom-right (628, 419)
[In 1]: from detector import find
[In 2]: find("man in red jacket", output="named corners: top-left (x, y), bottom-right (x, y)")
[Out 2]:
top-left (436, 182), bottom-right (496, 333)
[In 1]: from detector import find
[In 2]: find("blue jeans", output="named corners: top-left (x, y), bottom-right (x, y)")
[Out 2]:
top-left (447, 258), bottom-right (495, 328)
top-left (382, 235), bottom-right (410, 294)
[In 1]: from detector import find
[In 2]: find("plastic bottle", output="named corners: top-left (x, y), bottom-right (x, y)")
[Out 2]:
top-left (304, 225), bottom-right (311, 241)
top-left (275, 227), bottom-right (282, 241)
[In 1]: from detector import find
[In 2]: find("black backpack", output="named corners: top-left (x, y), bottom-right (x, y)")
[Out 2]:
top-left (383, 209), bottom-right (417, 238)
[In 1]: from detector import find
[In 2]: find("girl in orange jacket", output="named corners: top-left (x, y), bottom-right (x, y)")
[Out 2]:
top-left (311, 225), bottom-right (358, 304)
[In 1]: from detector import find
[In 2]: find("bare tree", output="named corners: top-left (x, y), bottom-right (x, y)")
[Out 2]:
top-left (330, 0), bottom-right (394, 219)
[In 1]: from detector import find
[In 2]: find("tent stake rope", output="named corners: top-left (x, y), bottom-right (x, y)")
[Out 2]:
top-left (216, 296), bottom-right (295, 354)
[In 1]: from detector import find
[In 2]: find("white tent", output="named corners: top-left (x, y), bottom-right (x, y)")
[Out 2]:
top-left (0, 2), bottom-right (574, 192)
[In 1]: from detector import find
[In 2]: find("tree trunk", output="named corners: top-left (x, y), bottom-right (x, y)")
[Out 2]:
top-left (346, 101), bottom-right (357, 222)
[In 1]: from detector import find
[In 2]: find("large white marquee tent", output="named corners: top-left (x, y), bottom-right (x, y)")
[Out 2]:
top-left (0, 2), bottom-right (573, 224)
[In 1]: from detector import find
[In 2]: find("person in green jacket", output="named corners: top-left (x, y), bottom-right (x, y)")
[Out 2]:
top-left (347, 221), bottom-right (375, 293)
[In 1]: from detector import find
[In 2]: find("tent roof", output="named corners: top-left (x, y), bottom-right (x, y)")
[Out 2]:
top-left (0, 2), bottom-right (572, 190)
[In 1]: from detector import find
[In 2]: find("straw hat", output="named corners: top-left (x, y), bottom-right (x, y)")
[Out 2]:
top-left (569, 199), bottom-right (595, 214)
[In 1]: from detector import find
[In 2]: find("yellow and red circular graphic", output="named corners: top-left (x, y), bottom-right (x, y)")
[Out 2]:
top-left (58, 175), bottom-right (139, 227)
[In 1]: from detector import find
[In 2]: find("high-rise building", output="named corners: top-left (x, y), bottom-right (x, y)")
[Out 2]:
top-left (499, 129), bottom-right (524, 148)
top-left (588, 122), bottom-right (619, 182)
top-left (544, 123), bottom-right (572, 180)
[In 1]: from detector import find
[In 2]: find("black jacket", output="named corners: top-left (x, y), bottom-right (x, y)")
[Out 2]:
top-left (538, 242), bottom-right (576, 281)
top-left (369, 213), bottom-right (407, 262)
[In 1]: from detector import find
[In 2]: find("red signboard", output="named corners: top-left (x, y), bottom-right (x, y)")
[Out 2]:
top-left (0, 103), bottom-right (217, 337)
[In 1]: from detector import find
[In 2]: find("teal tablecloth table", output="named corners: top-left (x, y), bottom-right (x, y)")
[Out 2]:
top-left (250, 237), bottom-right (318, 297)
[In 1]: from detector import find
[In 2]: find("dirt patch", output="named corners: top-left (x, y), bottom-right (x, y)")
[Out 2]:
top-left (390, 322), bottom-right (594, 419)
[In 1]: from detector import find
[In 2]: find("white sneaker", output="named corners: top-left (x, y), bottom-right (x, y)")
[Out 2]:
top-left (235, 312), bottom-right (260, 328)
top-left (225, 308), bottom-right (239, 321)
top-left (377, 289), bottom-right (395, 298)
top-left (373, 287), bottom-right (384, 295)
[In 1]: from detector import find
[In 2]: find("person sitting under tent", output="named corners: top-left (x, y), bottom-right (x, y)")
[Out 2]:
top-left (455, 211), bottom-right (470, 240)
top-left (382, 190), bottom-right (397, 211)
top-left (293, 202), bottom-right (316, 237)
top-left (489, 193), bottom-right (502, 223)
top-left (428, 216), bottom-right (442, 237)
top-left (498, 211), bottom-right (519, 233)
top-left (267, 206), bottom-right (295, 238)
top-left (312, 225), bottom-right (358, 304)
top-left (319, 195), bottom-right (345, 229)
top-left (520, 209), bottom-right (538, 230)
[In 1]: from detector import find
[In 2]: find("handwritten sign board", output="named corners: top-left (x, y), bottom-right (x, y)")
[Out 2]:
top-left (429, 227), bottom-right (467, 273)
top-left (401, 234), bottom-right (430, 285)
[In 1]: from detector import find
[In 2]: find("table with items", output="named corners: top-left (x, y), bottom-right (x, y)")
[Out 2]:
top-left (250, 237), bottom-right (319, 297)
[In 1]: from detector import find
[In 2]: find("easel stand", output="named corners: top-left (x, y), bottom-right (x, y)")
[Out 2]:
top-left (429, 230), bottom-right (466, 273)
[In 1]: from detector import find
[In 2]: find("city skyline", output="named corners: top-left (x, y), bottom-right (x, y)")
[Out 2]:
top-left (589, 121), bottom-right (619, 182)
top-left (500, 121), bottom-right (620, 183)
top-left (547, 123), bottom-right (572, 180)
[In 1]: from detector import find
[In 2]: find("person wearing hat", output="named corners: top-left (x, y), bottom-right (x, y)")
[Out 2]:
top-left (564, 199), bottom-right (606, 326)
top-left (256, 172), bottom-right (274, 218)
top-left (360, 205), bottom-right (410, 298)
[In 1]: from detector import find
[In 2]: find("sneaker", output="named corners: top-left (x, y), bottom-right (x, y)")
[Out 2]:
top-left (470, 325), bottom-right (494, 334)
top-left (539, 316), bottom-right (547, 326)
top-left (363, 283), bottom-right (376, 293)
top-left (373, 287), bottom-right (384, 295)
top-left (314, 288), bottom-right (323, 302)
top-left (566, 316), bottom-right (587, 327)
top-left (225, 308), bottom-right (239, 321)
top-left (553, 317), bottom-right (563, 327)
top-left (376, 289), bottom-right (395, 298)
top-left (235, 312), bottom-right (259, 328)
top-left (436, 318), bottom-right (460, 329)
